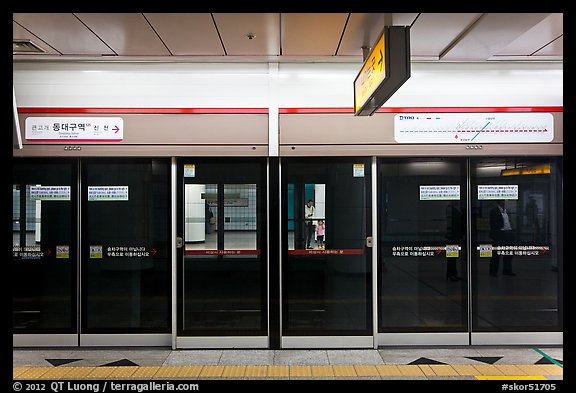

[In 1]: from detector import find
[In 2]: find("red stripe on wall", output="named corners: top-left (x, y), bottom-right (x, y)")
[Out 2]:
top-left (279, 106), bottom-right (563, 114)
top-left (17, 106), bottom-right (562, 114)
top-left (17, 108), bottom-right (269, 114)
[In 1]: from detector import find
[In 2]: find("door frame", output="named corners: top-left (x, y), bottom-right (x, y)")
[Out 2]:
top-left (279, 156), bottom-right (374, 349)
top-left (174, 157), bottom-right (269, 349)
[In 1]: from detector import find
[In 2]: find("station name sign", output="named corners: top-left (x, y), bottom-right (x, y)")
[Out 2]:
top-left (354, 26), bottom-right (411, 116)
top-left (25, 117), bottom-right (123, 142)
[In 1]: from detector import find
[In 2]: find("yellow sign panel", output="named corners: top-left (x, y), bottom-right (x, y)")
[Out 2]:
top-left (56, 245), bottom-right (69, 259)
top-left (90, 245), bottom-right (103, 259)
top-left (479, 244), bottom-right (493, 258)
top-left (446, 245), bottom-right (460, 258)
top-left (354, 33), bottom-right (386, 113)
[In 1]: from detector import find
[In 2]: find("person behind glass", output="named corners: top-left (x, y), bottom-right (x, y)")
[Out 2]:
top-left (315, 219), bottom-right (325, 249)
top-left (489, 199), bottom-right (516, 277)
top-left (304, 199), bottom-right (315, 249)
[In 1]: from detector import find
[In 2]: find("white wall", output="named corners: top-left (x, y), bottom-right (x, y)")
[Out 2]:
top-left (13, 61), bottom-right (563, 109)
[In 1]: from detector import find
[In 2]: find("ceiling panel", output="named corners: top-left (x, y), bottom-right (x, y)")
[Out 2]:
top-left (494, 13), bottom-right (563, 56)
top-left (281, 13), bottom-right (349, 56)
top-left (441, 13), bottom-right (551, 61)
top-left (534, 35), bottom-right (563, 57)
top-left (213, 13), bottom-right (280, 56)
top-left (75, 13), bottom-right (171, 56)
top-left (337, 13), bottom-right (386, 56)
top-left (13, 22), bottom-right (60, 55)
top-left (392, 13), bottom-right (419, 26)
top-left (144, 13), bottom-right (224, 56)
top-left (12, 13), bottom-right (115, 55)
top-left (410, 13), bottom-right (482, 58)
top-left (11, 12), bottom-right (563, 63)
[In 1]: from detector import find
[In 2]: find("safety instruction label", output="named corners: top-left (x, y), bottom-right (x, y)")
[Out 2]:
top-left (353, 164), bottom-right (365, 177)
top-left (420, 185), bottom-right (460, 200)
top-left (56, 245), bottom-right (69, 259)
top-left (89, 245), bottom-right (103, 259)
top-left (30, 186), bottom-right (71, 201)
top-left (88, 186), bottom-right (129, 201)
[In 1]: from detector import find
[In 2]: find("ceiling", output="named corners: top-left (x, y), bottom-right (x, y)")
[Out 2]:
top-left (12, 13), bottom-right (563, 63)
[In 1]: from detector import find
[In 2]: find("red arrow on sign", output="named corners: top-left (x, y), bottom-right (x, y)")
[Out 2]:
top-left (113, 125), bottom-right (120, 133)
top-left (46, 249), bottom-right (52, 256)
top-left (151, 248), bottom-right (157, 256)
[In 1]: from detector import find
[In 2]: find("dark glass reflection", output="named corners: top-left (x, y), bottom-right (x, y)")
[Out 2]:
top-left (13, 160), bottom-right (76, 333)
top-left (378, 158), bottom-right (468, 332)
top-left (471, 157), bottom-right (562, 331)
top-left (83, 159), bottom-right (170, 332)
top-left (283, 159), bottom-right (372, 335)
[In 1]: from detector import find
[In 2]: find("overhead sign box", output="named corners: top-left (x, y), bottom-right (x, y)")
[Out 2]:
top-left (354, 26), bottom-right (411, 116)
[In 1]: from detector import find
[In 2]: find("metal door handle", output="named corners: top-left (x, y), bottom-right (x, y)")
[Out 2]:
top-left (365, 236), bottom-right (373, 248)
top-left (176, 237), bottom-right (183, 248)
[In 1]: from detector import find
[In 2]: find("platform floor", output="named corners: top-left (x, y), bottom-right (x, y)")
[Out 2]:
top-left (13, 346), bottom-right (563, 381)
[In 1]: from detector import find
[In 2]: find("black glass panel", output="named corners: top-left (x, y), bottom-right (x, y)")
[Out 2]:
top-left (471, 157), bottom-right (562, 331)
top-left (13, 159), bottom-right (77, 333)
top-left (178, 160), bottom-right (267, 335)
top-left (82, 159), bottom-right (170, 332)
top-left (282, 158), bottom-right (372, 335)
top-left (378, 158), bottom-right (468, 333)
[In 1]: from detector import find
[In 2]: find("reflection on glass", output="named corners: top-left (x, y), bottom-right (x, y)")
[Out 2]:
top-left (84, 159), bottom-right (170, 331)
top-left (13, 185), bottom-right (20, 239)
top-left (287, 183), bottom-right (326, 250)
top-left (224, 184), bottom-right (257, 251)
top-left (181, 162), bottom-right (266, 334)
top-left (13, 162), bottom-right (75, 332)
top-left (378, 158), bottom-right (467, 333)
top-left (471, 157), bottom-right (561, 331)
top-left (284, 161), bottom-right (371, 334)
top-left (185, 184), bottom-right (217, 252)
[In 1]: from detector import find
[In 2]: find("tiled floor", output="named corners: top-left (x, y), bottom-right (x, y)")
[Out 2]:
top-left (13, 346), bottom-right (563, 380)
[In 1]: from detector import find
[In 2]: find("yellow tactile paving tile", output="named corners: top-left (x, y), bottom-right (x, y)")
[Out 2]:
top-left (59, 367), bottom-right (98, 379)
top-left (451, 364), bottom-right (481, 376)
top-left (516, 364), bottom-right (563, 376)
top-left (16, 367), bottom-right (51, 379)
top-left (13, 368), bottom-right (31, 379)
top-left (131, 366), bottom-right (160, 378)
top-left (471, 364), bottom-right (504, 375)
top-left (267, 365), bottom-right (289, 377)
top-left (311, 365), bottom-right (334, 377)
top-left (11, 363), bottom-right (563, 380)
top-left (476, 376), bottom-right (548, 380)
top-left (290, 365), bottom-right (312, 377)
top-left (332, 365), bottom-right (357, 377)
top-left (494, 364), bottom-right (528, 375)
top-left (221, 365), bottom-right (246, 378)
top-left (154, 366), bottom-right (183, 378)
top-left (428, 364), bottom-right (460, 377)
top-left (244, 365), bottom-right (268, 378)
top-left (38, 367), bottom-right (75, 379)
top-left (535, 365), bottom-right (563, 376)
top-left (353, 365), bottom-right (380, 377)
top-left (107, 366), bottom-right (139, 379)
top-left (397, 365), bottom-right (426, 377)
top-left (199, 365), bottom-right (225, 378)
top-left (418, 365), bottom-right (436, 376)
top-left (176, 366), bottom-right (204, 378)
top-left (375, 364), bottom-right (403, 377)
top-left (86, 367), bottom-right (118, 379)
